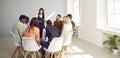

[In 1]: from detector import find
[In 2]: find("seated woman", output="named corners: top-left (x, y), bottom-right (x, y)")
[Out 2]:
top-left (60, 16), bottom-right (73, 43)
top-left (24, 17), bottom-right (40, 45)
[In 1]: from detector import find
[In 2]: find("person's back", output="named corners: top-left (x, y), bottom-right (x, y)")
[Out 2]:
top-left (46, 25), bottom-right (59, 42)
top-left (61, 16), bottom-right (73, 43)
top-left (12, 15), bottom-right (27, 43)
top-left (41, 20), bottom-right (59, 57)
top-left (24, 17), bottom-right (40, 44)
top-left (24, 26), bottom-right (40, 43)
top-left (54, 21), bottom-right (63, 31)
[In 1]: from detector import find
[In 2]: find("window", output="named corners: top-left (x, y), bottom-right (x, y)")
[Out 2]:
top-left (97, 0), bottom-right (120, 35)
top-left (73, 0), bottom-right (80, 25)
top-left (107, 0), bottom-right (120, 30)
top-left (66, 0), bottom-right (80, 25)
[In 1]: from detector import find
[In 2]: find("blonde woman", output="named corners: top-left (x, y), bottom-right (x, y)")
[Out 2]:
top-left (60, 16), bottom-right (73, 43)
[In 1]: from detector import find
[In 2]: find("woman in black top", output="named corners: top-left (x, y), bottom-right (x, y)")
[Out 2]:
top-left (38, 8), bottom-right (45, 38)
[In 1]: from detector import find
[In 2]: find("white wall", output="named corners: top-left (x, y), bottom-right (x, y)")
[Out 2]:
top-left (78, 0), bottom-right (104, 47)
top-left (0, 0), bottom-right (105, 47)
top-left (0, 0), bottom-right (66, 37)
top-left (66, 0), bottom-right (74, 14)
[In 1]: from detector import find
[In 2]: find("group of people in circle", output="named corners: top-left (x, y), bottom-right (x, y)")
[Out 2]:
top-left (12, 8), bottom-right (75, 58)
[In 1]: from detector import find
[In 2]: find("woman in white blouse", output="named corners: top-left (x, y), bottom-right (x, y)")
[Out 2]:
top-left (60, 16), bottom-right (73, 43)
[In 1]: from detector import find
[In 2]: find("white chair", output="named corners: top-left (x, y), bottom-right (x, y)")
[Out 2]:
top-left (44, 37), bottom-right (63, 58)
top-left (10, 31), bottom-right (23, 58)
top-left (62, 31), bottom-right (74, 58)
top-left (22, 37), bottom-right (42, 58)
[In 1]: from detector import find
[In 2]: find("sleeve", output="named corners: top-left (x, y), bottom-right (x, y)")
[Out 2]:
top-left (35, 28), bottom-right (40, 43)
top-left (60, 25), bottom-right (65, 37)
top-left (17, 23), bottom-right (24, 39)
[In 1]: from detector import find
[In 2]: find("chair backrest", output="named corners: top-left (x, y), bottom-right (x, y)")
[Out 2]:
top-left (63, 31), bottom-right (74, 46)
top-left (10, 31), bottom-right (21, 46)
top-left (22, 37), bottom-right (41, 51)
top-left (47, 37), bottom-right (63, 52)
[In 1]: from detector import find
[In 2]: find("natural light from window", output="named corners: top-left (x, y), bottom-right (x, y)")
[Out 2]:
top-left (73, 0), bottom-right (80, 25)
top-left (107, 0), bottom-right (120, 30)
top-left (64, 46), bottom-right (94, 58)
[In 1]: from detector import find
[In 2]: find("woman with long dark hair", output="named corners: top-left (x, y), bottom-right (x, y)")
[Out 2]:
top-left (38, 8), bottom-right (45, 38)
top-left (24, 17), bottom-right (40, 44)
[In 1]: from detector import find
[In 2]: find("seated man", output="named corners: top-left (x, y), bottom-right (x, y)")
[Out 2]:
top-left (12, 15), bottom-right (27, 44)
top-left (41, 20), bottom-right (59, 58)
top-left (67, 14), bottom-right (75, 31)
top-left (54, 14), bottom-right (63, 36)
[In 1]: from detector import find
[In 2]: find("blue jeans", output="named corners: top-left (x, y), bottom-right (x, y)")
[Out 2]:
top-left (41, 41), bottom-right (49, 57)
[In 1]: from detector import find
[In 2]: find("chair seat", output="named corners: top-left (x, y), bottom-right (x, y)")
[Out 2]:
top-left (22, 37), bottom-right (41, 51)
top-left (22, 37), bottom-right (42, 58)
top-left (25, 45), bottom-right (41, 52)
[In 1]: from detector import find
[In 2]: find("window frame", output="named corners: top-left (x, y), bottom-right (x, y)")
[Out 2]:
top-left (97, 0), bottom-right (120, 35)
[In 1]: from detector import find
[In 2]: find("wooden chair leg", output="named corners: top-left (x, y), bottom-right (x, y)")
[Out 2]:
top-left (11, 47), bottom-right (18, 58)
top-left (19, 47), bottom-right (24, 56)
top-left (24, 51), bottom-right (29, 58)
top-left (54, 53), bottom-right (56, 58)
top-left (64, 46), bottom-right (68, 58)
top-left (69, 46), bottom-right (73, 56)
top-left (45, 52), bottom-right (49, 58)
top-left (62, 46), bottom-right (66, 58)
top-left (59, 50), bottom-right (62, 58)
top-left (15, 46), bottom-right (20, 58)
top-left (33, 52), bottom-right (36, 58)
top-left (37, 51), bottom-right (41, 58)
top-left (27, 53), bottom-right (31, 58)
top-left (54, 52), bottom-right (59, 58)
top-left (50, 53), bottom-right (53, 58)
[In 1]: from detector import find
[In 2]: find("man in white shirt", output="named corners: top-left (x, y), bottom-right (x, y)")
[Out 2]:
top-left (12, 15), bottom-right (27, 44)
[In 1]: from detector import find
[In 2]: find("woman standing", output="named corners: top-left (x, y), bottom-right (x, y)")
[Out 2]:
top-left (37, 8), bottom-right (45, 38)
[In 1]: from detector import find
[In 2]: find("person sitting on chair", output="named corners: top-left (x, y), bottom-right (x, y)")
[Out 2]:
top-left (60, 16), bottom-right (73, 43)
top-left (41, 20), bottom-right (59, 58)
top-left (12, 15), bottom-right (27, 44)
top-left (24, 17), bottom-right (40, 45)
top-left (54, 14), bottom-right (63, 36)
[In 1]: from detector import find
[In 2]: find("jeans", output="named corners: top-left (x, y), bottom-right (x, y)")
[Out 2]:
top-left (41, 41), bottom-right (50, 57)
